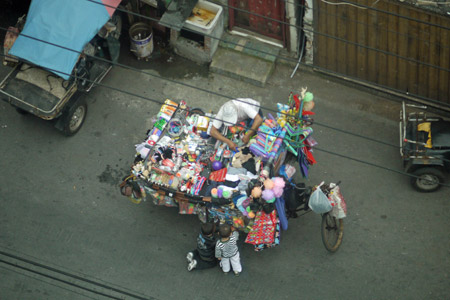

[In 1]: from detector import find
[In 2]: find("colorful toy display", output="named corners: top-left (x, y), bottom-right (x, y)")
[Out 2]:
top-left (121, 89), bottom-right (318, 251)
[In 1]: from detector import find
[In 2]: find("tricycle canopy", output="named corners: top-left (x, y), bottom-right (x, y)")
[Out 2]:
top-left (9, 0), bottom-right (121, 80)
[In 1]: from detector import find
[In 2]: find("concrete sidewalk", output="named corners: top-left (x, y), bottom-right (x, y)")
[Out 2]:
top-left (120, 32), bottom-right (404, 122)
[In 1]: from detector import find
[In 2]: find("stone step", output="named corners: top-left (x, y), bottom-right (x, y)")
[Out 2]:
top-left (219, 33), bottom-right (280, 63)
top-left (210, 47), bottom-right (275, 87)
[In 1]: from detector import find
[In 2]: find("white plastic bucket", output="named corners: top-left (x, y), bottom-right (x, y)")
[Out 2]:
top-left (129, 22), bottom-right (153, 59)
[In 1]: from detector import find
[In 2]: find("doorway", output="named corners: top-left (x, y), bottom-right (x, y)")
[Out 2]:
top-left (228, 0), bottom-right (287, 46)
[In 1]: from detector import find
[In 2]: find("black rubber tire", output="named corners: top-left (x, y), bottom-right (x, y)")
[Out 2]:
top-left (60, 99), bottom-right (87, 136)
top-left (321, 213), bottom-right (344, 253)
top-left (410, 167), bottom-right (445, 193)
top-left (187, 108), bottom-right (205, 117)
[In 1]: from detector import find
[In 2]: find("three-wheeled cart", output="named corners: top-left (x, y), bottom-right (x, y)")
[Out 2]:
top-left (400, 101), bottom-right (450, 192)
top-left (0, 3), bottom-right (122, 136)
top-left (120, 95), bottom-right (347, 252)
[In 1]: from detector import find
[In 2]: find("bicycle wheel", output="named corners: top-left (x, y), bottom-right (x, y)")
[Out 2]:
top-left (321, 213), bottom-right (344, 252)
top-left (186, 108), bottom-right (205, 117)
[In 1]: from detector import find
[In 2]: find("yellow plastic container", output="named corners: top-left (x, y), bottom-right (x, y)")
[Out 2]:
top-left (196, 116), bottom-right (210, 131)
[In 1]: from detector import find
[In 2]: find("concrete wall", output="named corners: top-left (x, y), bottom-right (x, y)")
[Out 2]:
top-left (303, 0), bottom-right (314, 64)
top-left (286, 0), bottom-right (299, 53)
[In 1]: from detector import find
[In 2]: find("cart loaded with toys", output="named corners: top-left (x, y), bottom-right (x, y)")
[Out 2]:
top-left (120, 90), bottom-right (347, 252)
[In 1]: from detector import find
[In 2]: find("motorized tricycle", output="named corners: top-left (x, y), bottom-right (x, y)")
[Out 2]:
top-left (0, 3), bottom-right (122, 136)
top-left (400, 101), bottom-right (450, 192)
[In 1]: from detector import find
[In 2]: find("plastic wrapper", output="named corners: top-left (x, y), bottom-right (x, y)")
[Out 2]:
top-left (328, 185), bottom-right (347, 219)
top-left (308, 188), bottom-right (332, 214)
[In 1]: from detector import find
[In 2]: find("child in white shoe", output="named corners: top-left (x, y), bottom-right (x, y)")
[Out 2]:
top-left (187, 222), bottom-right (218, 271)
top-left (215, 224), bottom-right (242, 276)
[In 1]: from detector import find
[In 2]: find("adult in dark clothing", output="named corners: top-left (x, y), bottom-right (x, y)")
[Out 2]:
top-left (187, 222), bottom-right (218, 271)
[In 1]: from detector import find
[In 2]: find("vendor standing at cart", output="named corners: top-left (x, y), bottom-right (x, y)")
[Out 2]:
top-left (210, 98), bottom-right (263, 151)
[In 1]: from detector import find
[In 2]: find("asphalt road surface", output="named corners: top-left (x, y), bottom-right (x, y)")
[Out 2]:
top-left (0, 16), bottom-right (449, 300)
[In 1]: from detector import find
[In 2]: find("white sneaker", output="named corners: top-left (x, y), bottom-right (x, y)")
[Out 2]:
top-left (187, 259), bottom-right (197, 271)
top-left (186, 252), bottom-right (194, 262)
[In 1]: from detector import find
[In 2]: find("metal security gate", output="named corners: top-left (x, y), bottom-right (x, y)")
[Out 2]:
top-left (313, 0), bottom-right (450, 107)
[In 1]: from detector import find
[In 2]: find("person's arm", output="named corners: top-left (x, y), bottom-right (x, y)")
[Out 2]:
top-left (210, 126), bottom-right (238, 151)
top-left (242, 114), bottom-right (263, 144)
top-left (231, 230), bottom-right (239, 241)
top-left (215, 242), bottom-right (221, 260)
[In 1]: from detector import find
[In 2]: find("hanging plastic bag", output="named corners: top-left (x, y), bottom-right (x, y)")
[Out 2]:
top-left (328, 185), bottom-right (347, 219)
top-left (308, 188), bottom-right (332, 213)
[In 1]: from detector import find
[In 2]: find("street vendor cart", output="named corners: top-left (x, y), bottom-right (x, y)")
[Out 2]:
top-left (120, 92), bottom-right (347, 252)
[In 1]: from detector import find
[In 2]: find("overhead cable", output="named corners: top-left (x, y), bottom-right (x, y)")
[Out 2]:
top-left (1, 52), bottom-right (448, 189)
top-left (85, 0), bottom-right (450, 74)
top-left (0, 249), bottom-right (152, 300)
top-left (2, 25), bottom-right (449, 156)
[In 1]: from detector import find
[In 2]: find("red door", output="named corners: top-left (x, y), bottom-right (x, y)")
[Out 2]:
top-left (229, 0), bottom-right (286, 45)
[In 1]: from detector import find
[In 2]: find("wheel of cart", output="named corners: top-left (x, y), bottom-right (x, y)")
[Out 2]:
top-left (321, 211), bottom-right (344, 252)
top-left (186, 107), bottom-right (205, 117)
top-left (272, 145), bottom-right (345, 253)
top-left (316, 183), bottom-right (345, 252)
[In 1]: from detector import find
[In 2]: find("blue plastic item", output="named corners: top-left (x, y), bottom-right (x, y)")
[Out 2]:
top-left (10, 0), bottom-right (120, 80)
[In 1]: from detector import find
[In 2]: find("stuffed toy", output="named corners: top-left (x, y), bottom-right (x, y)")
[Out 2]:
top-left (232, 150), bottom-right (253, 168)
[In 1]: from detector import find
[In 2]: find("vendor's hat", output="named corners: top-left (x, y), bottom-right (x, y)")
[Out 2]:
top-left (219, 101), bottom-right (238, 126)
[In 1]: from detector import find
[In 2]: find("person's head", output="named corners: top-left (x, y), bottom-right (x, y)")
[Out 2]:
top-left (201, 222), bottom-right (215, 236)
top-left (219, 224), bottom-right (232, 238)
top-left (217, 101), bottom-right (238, 126)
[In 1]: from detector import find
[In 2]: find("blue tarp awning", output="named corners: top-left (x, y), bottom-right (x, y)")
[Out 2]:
top-left (9, 0), bottom-right (121, 80)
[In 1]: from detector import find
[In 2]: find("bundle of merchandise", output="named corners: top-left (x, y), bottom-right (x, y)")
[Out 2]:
top-left (250, 89), bottom-right (318, 178)
top-left (121, 92), bottom-right (319, 251)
